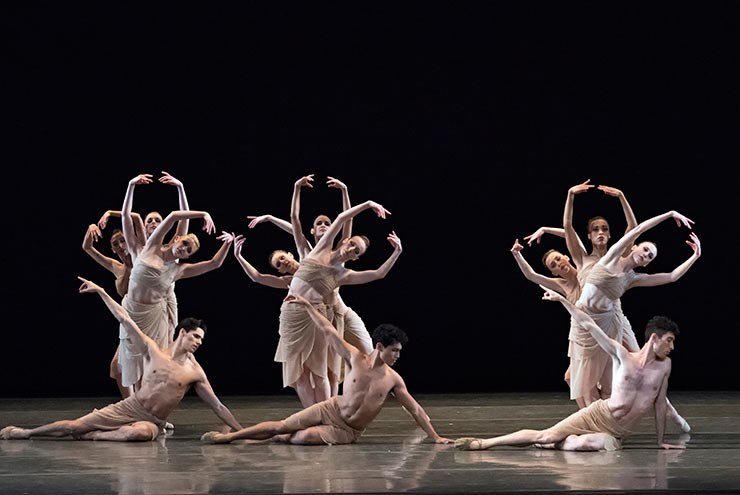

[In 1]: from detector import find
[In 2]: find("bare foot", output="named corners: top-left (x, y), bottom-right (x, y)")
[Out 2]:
top-left (455, 437), bottom-right (484, 451)
top-left (1, 426), bottom-right (28, 440)
top-left (201, 431), bottom-right (228, 444)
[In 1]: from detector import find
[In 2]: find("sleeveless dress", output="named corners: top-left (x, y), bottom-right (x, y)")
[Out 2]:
top-left (567, 263), bottom-right (637, 400)
top-left (275, 259), bottom-right (345, 388)
top-left (118, 259), bottom-right (179, 387)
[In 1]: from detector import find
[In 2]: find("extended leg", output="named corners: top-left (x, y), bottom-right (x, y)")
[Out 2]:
top-left (110, 349), bottom-right (132, 399)
top-left (1, 419), bottom-right (93, 440)
top-left (78, 422), bottom-right (157, 442)
top-left (456, 428), bottom-right (568, 450)
top-left (202, 421), bottom-right (290, 444)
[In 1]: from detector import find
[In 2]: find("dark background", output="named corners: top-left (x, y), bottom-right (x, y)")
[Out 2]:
top-left (3, 4), bottom-right (737, 397)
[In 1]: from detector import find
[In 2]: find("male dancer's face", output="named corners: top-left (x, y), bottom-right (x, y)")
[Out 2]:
top-left (651, 332), bottom-right (676, 360)
top-left (179, 328), bottom-right (205, 354)
top-left (378, 342), bottom-right (402, 366)
top-left (587, 219), bottom-right (610, 249)
top-left (311, 215), bottom-right (332, 240)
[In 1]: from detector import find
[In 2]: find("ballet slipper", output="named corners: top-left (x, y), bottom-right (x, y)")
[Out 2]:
top-left (455, 437), bottom-right (484, 451)
top-left (200, 431), bottom-right (223, 444)
top-left (164, 422), bottom-right (174, 430)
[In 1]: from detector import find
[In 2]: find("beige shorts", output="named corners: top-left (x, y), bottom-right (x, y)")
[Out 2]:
top-left (77, 395), bottom-right (166, 440)
top-left (282, 397), bottom-right (364, 445)
top-left (548, 399), bottom-right (632, 450)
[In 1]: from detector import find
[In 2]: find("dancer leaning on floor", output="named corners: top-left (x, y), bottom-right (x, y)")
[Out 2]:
top-left (0, 278), bottom-right (241, 442)
top-left (456, 287), bottom-right (685, 452)
top-left (83, 171), bottom-right (190, 397)
top-left (201, 294), bottom-right (452, 446)
top-left (248, 175), bottom-right (375, 357)
top-left (116, 174), bottom-right (233, 390)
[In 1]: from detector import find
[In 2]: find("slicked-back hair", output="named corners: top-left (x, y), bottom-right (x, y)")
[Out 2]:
top-left (178, 317), bottom-right (207, 337)
top-left (587, 216), bottom-right (609, 233)
top-left (268, 249), bottom-right (289, 268)
top-left (644, 315), bottom-right (679, 341)
top-left (372, 323), bottom-right (408, 348)
top-left (358, 235), bottom-right (370, 250)
top-left (542, 249), bottom-right (558, 269)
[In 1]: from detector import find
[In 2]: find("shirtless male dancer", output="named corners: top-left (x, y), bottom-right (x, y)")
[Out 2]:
top-left (456, 286), bottom-right (685, 452)
top-left (201, 295), bottom-right (452, 446)
top-left (1, 277), bottom-right (242, 441)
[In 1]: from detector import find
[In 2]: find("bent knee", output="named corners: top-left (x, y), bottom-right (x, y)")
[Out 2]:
top-left (125, 422), bottom-right (158, 441)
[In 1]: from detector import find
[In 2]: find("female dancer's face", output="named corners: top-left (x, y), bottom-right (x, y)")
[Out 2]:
top-left (311, 215), bottom-right (332, 240)
top-left (171, 237), bottom-right (195, 259)
top-left (271, 251), bottom-right (299, 274)
top-left (110, 233), bottom-right (128, 259)
top-left (587, 219), bottom-right (610, 249)
top-left (338, 236), bottom-right (367, 261)
top-left (630, 242), bottom-right (657, 267)
top-left (544, 251), bottom-right (572, 277)
top-left (144, 212), bottom-right (163, 236)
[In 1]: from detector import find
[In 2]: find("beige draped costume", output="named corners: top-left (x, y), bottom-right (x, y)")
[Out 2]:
top-left (568, 263), bottom-right (637, 400)
top-left (118, 260), bottom-right (179, 387)
top-left (281, 396), bottom-right (364, 445)
top-left (77, 395), bottom-right (166, 440)
top-left (548, 399), bottom-right (632, 450)
top-left (275, 259), bottom-right (345, 388)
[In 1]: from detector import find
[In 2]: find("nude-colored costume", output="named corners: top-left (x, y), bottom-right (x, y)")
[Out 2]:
top-left (340, 307), bottom-right (373, 354)
top-left (275, 259), bottom-right (344, 388)
top-left (118, 260), bottom-right (179, 387)
top-left (281, 396), bottom-right (364, 444)
top-left (77, 395), bottom-right (166, 440)
top-left (568, 264), bottom-right (637, 400)
top-left (548, 399), bottom-right (632, 450)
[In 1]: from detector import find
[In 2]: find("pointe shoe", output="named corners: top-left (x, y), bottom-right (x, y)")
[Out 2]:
top-left (455, 437), bottom-right (484, 451)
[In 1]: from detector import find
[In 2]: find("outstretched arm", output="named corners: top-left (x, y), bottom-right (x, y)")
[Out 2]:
top-left (290, 175), bottom-right (314, 258)
top-left (247, 214), bottom-right (294, 234)
top-left (313, 200), bottom-right (391, 253)
top-left (77, 277), bottom-right (156, 353)
top-left (510, 239), bottom-right (568, 294)
top-left (338, 232), bottom-right (402, 285)
top-left (392, 378), bottom-right (453, 444)
top-left (653, 364), bottom-right (683, 449)
top-left (82, 224), bottom-right (123, 274)
top-left (122, 174), bottom-right (153, 255)
top-left (563, 180), bottom-right (593, 268)
top-left (233, 235), bottom-right (292, 289)
top-left (287, 295), bottom-right (357, 364)
top-left (541, 286), bottom-right (623, 359)
top-left (159, 171), bottom-right (190, 237)
top-left (632, 233), bottom-right (701, 288)
top-left (523, 227), bottom-right (586, 253)
top-left (178, 232), bottom-right (233, 280)
top-left (601, 210), bottom-right (694, 266)
top-left (147, 210), bottom-right (215, 248)
top-left (98, 210), bottom-right (146, 241)
top-left (193, 372), bottom-right (243, 431)
top-left (327, 176), bottom-right (353, 241)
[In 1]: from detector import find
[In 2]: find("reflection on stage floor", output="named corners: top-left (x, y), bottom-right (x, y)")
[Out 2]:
top-left (1, 392), bottom-right (739, 494)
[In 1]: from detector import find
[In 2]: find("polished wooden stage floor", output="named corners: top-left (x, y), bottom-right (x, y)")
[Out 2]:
top-left (1, 392), bottom-right (739, 494)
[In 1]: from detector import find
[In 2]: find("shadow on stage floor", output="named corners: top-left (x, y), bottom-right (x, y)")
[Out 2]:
top-left (1, 392), bottom-right (739, 494)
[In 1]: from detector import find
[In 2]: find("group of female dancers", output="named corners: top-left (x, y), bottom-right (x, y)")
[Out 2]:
top-left (83, 172), bottom-right (399, 408)
top-left (510, 179), bottom-right (700, 431)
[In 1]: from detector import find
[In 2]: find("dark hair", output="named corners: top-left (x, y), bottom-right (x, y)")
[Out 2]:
top-left (542, 249), bottom-right (558, 269)
top-left (644, 316), bottom-right (679, 341)
top-left (268, 249), bottom-right (289, 268)
top-left (146, 211), bottom-right (162, 220)
top-left (587, 216), bottom-right (609, 232)
top-left (110, 229), bottom-right (124, 239)
top-left (178, 317), bottom-right (207, 336)
top-left (372, 323), bottom-right (408, 347)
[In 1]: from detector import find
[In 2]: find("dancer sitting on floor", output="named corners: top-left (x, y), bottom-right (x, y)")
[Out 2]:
top-left (201, 295), bottom-right (452, 446)
top-left (1, 278), bottom-right (242, 442)
top-left (456, 287), bottom-right (686, 451)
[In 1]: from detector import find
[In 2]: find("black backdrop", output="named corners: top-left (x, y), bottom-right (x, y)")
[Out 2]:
top-left (3, 4), bottom-right (738, 397)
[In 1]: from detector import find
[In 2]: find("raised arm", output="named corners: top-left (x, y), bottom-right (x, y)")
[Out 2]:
top-left (601, 210), bottom-right (694, 266)
top-left (177, 231), bottom-right (233, 280)
top-left (327, 176), bottom-right (353, 241)
top-left (98, 210), bottom-right (146, 242)
top-left (77, 277), bottom-right (156, 353)
top-left (287, 295), bottom-right (357, 364)
top-left (510, 239), bottom-right (568, 294)
top-left (598, 184), bottom-right (638, 255)
top-left (247, 214), bottom-right (294, 234)
top-left (524, 227), bottom-right (587, 253)
top-left (159, 171), bottom-right (190, 237)
top-left (147, 210), bottom-right (215, 248)
top-left (122, 174), bottom-right (153, 255)
top-left (338, 232), bottom-right (402, 286)
top-left (290, 175), bottom-right (314, 258)
top-left (631, 233), bottom-right (701, 288)
top-left (541, 286), bottom-right (623, 359)
top-left (193, 371), bottom-right (243, 431)
top-left (233, 235), bottom-right (292, 289)
top-left (563, 180), bottom-right (593, 268)
top-left (82, 224), bottom-right (122, 274)
top-left (313, 200), bottom-right (390, 253)
top-left (392, 376), bottom-right (453, 444)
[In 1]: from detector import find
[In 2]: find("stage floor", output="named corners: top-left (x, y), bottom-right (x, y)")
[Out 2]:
top-left (1, 392), bottom-right (739, 494)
